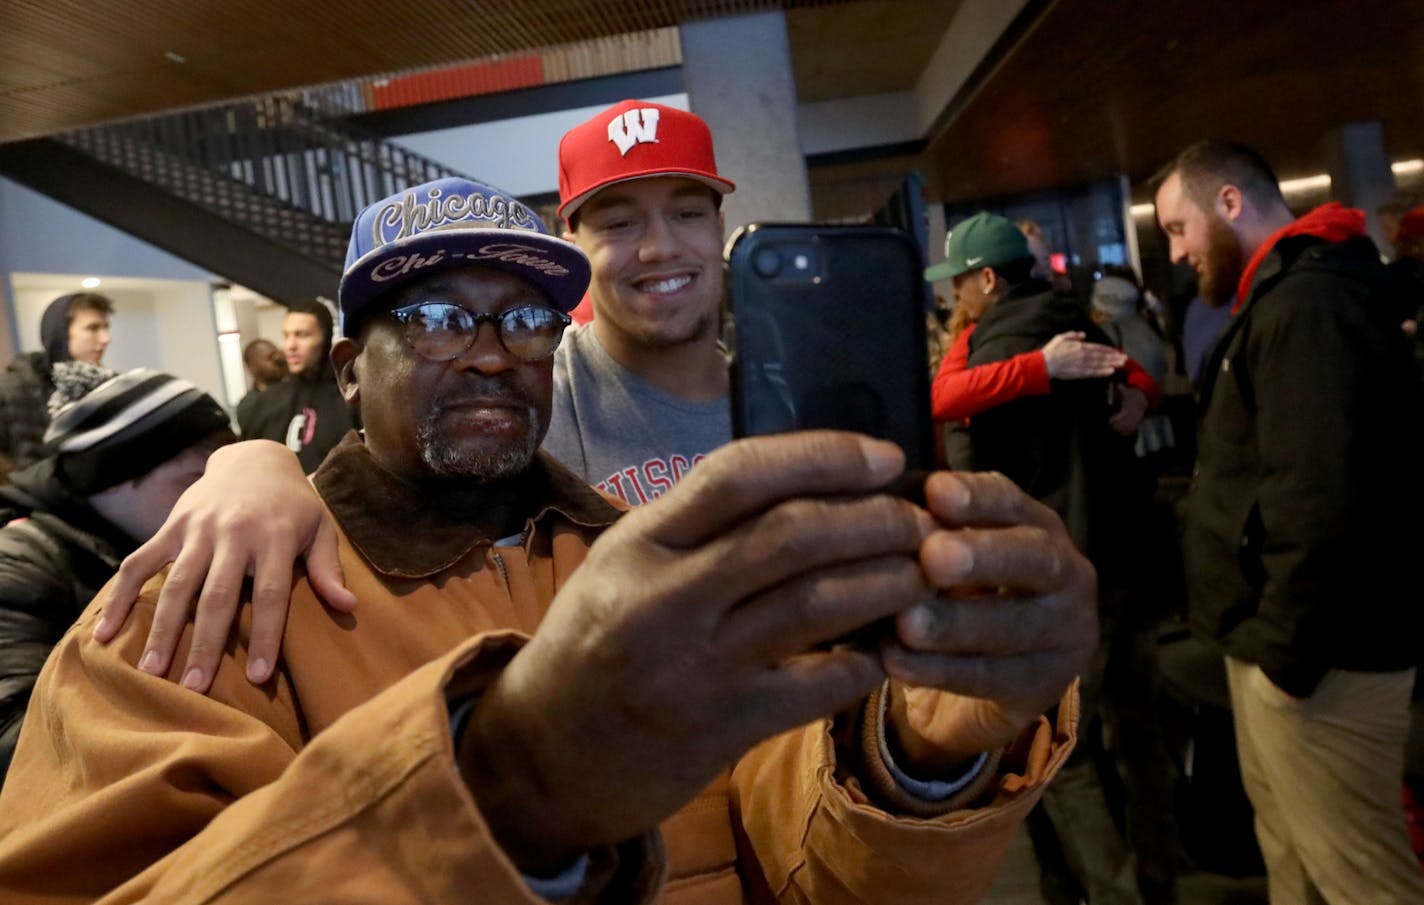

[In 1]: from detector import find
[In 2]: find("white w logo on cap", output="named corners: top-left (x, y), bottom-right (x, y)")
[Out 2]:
top-left (607, 108), bottom-right (660, 156)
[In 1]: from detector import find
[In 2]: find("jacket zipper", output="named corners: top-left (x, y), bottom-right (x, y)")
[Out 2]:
top-left (490, 548), bottom-right (510, 592)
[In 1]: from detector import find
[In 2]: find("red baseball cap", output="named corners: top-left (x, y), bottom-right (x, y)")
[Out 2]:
top-left (1398, 206), bottom-right (1424, 243)
top-left (557, 99), bottom-right (736, 222)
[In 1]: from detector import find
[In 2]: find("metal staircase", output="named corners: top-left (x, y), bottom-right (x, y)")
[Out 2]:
top-left (0, 96), bottom-right (465, 303)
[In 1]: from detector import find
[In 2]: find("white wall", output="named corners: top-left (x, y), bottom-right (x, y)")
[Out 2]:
top-left (150, 283), bottom-right (227, 407)
top-left (255, 302), bottom-right (287, 344)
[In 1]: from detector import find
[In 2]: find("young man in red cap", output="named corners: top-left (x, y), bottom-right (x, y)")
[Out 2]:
top-left (543, 99), bottom-right (737, 504)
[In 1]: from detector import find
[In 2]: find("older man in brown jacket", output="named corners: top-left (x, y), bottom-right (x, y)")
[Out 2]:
top-left (0, 177), bottom-right (1093, 904)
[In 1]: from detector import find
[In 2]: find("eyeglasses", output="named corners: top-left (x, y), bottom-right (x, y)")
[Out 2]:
top-left (388, 302), bottom-right (571, 362)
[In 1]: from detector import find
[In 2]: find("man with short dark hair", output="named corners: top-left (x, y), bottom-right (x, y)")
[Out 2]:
top-left (0, 363), bottom-right (233, 781)
top-left (0, 177), bottom-right (1096, 903)
top-left (242, 338), bottom-right (287, 392)
top-left (0, 292), bottom-right (114, 482)
top-left (1155, 139), bottom-right (1424, 903)
top-left (237, 300), bottom-right (358, 472)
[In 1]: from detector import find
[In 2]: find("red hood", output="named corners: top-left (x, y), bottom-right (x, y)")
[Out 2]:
top-left (1234, 203), bottom-right (1366, 312)
top-left (569, 293), bottom-right (595, 325)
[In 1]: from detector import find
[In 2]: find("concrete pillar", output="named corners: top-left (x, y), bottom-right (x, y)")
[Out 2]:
top-left (1119, 174), bottom-right (1143, 279)
top-left (1324, 121), bottom-right (1396, 251)
top-left (0, 273), bottom-right (18, 363)
top-left (679, 12), bottom-right (811, 233)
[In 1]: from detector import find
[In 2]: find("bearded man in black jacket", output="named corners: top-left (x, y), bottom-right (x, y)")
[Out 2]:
top-left (1155, 140), bottom-right (1424, 904)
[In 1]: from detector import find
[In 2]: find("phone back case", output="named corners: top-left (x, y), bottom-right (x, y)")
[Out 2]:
top-left (726, 223), bottom-right (934, 470)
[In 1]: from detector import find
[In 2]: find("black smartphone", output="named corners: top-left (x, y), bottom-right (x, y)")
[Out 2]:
top-left (725, 223), bottom-right (933, 649)
top-left (725, 222), bottom-right (935, 473)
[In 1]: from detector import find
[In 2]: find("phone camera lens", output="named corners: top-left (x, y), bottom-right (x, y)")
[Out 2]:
top-left (753, 248), bottom-right (782, 278)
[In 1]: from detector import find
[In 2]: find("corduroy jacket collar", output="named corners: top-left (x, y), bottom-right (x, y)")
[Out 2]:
top-left (312, 431), bottom-right (623, 579)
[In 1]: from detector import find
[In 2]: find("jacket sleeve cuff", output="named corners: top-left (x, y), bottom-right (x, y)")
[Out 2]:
top-left (854, 681), bottom-right (1005, 816)
top-left (439, 633), bottom-right (667, 904)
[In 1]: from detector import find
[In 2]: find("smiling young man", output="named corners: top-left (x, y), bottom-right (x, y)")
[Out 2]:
top-left (544, 99), bottom-right (736, 504)
top-left (0, 176), bottom-right (1096, 904)
top-left (1155, 140), bottom-right (1424, 904)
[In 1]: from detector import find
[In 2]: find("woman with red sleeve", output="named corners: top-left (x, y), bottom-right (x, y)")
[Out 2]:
top-left (931, 325), bottom-right (1158, 423)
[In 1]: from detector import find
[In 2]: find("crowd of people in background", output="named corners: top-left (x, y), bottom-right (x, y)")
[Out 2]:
top-left (0, 98), bottom-right (1421, 905)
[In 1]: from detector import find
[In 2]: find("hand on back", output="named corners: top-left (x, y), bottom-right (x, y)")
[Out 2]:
top-left (1041, 331), bottom-right (1126, 380)
top-left (94, 439), bottom-right (351, 691)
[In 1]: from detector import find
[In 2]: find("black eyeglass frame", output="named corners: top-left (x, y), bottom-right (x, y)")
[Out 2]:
top-left (387, 301), bottom-right (572, 362)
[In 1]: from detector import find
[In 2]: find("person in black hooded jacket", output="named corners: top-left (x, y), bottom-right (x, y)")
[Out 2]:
top-left (0, 363), bottom-right (232, 784)
top-left (0, 293), bottom-right (113, 483)
top-left (237, 300), bottom-right (359, 473)
top-left (1155, 140), bottom-right (1424, 904)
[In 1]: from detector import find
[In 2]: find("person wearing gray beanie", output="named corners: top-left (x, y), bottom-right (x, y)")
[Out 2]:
top-left (0, 364), bottom-right (233, 781)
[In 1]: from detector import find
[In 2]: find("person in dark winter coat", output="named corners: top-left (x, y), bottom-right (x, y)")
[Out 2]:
top-left (941, 212), bottom-right (1175, 905)
top-left (0, 363), bottom-right (232, 783)
top-left (237, 300), bottom-right (359, 473)
top-left (0, 293), bottom-right (113, 482)
top-left (950, 215), bottom-right (1153, 568)
top-left (1155, 139), bottom-right (1424, 904)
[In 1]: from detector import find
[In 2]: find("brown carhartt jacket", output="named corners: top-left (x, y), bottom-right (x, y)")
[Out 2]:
top-left (0, 434), bottom-right (1075, 904)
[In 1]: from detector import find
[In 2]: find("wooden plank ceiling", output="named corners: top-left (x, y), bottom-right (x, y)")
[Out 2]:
top-left (923, 0), bottom-right (1424, 204)
top-left (0, 0), bottom-right (910, 143)
top-left (3, 0), bottom-right (1421, 214)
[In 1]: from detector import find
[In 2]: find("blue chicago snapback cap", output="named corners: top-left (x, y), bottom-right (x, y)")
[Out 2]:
top-left (337, 177), bottom-right (592, 333)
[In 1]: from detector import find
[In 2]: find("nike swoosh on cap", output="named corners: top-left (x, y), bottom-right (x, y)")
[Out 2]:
top-left (966, 256), bottom-right (984, 266)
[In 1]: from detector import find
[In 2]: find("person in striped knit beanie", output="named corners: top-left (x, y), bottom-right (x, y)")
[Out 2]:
top-left (0, 363), bottom-right (233, 781)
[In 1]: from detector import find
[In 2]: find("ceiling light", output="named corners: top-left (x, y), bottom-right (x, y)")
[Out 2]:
top-left (1130, 203), bottom-right (1155, 218)
top-left (81, 277), bottom-right (101, 288)
top-left (1393, 159), bottom-right (1424, 175)
top-left (1279, 174), bottom-right (1332, 194)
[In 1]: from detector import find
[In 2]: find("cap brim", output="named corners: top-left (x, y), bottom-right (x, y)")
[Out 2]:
top-left (924, 260), bottom-right (961, 283)
top-left (558, 169), bottom-right (736, 221)
top-left (339, 228), bottom-right (592, 333)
